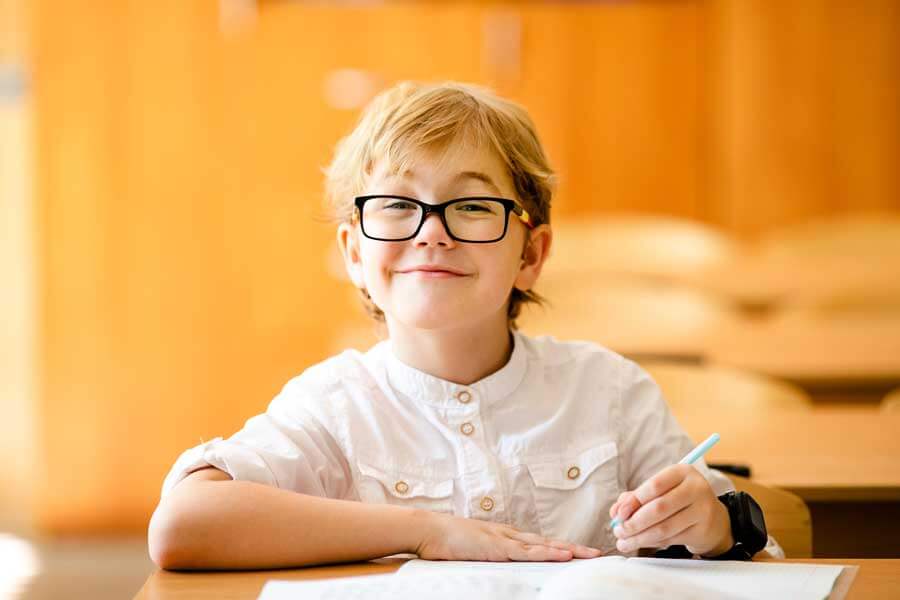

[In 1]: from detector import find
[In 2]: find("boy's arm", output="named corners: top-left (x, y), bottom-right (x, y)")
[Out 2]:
top-left (149, 467), bottom-right (603, 570)
top-left (148, 466), bottom-right (427, 570)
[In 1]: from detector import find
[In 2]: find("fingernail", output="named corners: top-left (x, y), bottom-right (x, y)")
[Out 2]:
top-left (617, 539), bottom-right (635, 553)
top-left (613, 525), bottom-right (624, 538)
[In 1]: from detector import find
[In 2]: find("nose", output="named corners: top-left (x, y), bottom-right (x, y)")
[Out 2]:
top-left (413, 212), bottom-right (455, 248)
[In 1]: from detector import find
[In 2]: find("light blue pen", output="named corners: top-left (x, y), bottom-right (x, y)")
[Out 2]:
top-left (609, 432), bottom-right (721, 530)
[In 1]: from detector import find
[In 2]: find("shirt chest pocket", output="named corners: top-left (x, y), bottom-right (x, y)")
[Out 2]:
top-left (355, 461), bottom-right (456, 515)
top-left (524, 441), bottom-right (620, 544)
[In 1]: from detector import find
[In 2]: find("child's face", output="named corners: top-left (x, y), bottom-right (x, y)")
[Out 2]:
top-left (338, 144), bottom-right (551, 333)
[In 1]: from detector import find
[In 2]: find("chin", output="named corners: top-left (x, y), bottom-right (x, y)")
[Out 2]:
top-left (387, 302), bottom-right (471, 331)
top-left (397, 313), bottom-right (459, 331)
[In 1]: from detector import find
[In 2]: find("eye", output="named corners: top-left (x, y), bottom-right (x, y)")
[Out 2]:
top-left (454, 201), bottom-right (496, 213)
top-left (384, 200), bottom-right (417, 210)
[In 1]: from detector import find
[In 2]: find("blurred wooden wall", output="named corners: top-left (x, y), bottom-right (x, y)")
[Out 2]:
top-left (1, 0), bottom-right (36, 534)
top-left (28, 0), bottom-right (900, 533)
top-left (706, 1), bottom-right (900, 232)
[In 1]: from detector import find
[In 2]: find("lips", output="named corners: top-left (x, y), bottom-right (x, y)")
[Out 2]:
top-left (397, 265), bottom-right (469, 276)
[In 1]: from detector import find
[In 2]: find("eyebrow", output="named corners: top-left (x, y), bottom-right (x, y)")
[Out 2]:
top-left (395, 169), bottom-right (503, 196)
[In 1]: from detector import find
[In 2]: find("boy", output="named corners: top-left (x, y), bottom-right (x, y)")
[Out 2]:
top-left (149, 81), bottom-right (769, 570)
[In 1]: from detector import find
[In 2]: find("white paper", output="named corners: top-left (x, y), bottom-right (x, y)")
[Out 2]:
top-left (258, 572), bottom-right (536, 600)
top-left (398, 557), bottom-right (588, 588)
top-left (258, 557), bottom-right (847, 600)
top-left (630, 558), bottom-right (845, 600)
top-left (400, 557), bottom-right (846, 600)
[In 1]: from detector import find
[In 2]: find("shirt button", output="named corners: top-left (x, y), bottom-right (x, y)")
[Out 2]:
top-left (460, 422), bottom-right (475, 436)
top-left (394, 481), bottom-right (409, 494)
top-left (456, 390), bottom-right (472, 404)
top-left (480, 496), bottom-right (495, 512)
top-left (567, 466), bottom-right (581, 480)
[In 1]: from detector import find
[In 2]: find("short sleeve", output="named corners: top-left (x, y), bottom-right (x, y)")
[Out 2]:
top-left (159, 377), bottom-right (351, 501)
top-left (618, 359), bottom-right (734, 497)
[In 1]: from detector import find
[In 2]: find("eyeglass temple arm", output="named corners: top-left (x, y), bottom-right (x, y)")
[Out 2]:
top-left (514, 204), bottom-right (534, 229)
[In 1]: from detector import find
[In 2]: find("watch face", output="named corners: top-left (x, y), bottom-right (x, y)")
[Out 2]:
top-left (749, 504), bottom-right (766, 532)
top-left (742, 494), bottom-right (769, 552)
top-left (718, 492), bottom-right (769, 555)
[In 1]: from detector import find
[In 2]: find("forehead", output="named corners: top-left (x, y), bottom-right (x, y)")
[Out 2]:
top-left (367, 142), bottom-right (514, 196)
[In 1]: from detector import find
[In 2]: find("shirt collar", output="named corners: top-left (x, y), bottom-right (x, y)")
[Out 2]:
top-left (377, 329), bottom-right (528, 408)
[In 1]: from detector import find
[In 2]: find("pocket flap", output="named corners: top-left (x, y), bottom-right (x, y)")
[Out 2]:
top-left (526, 441), bottom-right (618, 490)
top-left (357, 462), bottom-right (454, 500)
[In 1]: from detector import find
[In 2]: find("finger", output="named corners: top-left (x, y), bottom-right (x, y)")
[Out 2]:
top-left (509, 530), bottom-right (550, 544)
top-left (509, 531), bottom-right (602, 558)
top-left (543, 538), bottom-right (604, 558)
top-left (611, 492), bottom-right (642, 524)
top-left (609, 490), bottom-right (635, 520)
top-left (656, 522), bottom-right (701, 551)
top-left (616, 478), bottom-right (692, 538)
top-left (508, 541), bottom-right (573, 562)
top-left (632, 464), bottom-right (693, 506)
top-left (616, 504), bottom-right (699, 553)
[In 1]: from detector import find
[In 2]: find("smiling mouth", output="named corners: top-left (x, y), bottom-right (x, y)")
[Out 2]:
top-left (399, 269), bottom-right (467, 278)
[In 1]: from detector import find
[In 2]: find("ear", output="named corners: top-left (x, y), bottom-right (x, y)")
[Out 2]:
top-left (514, 224), bottom-right (552, 292)
top-left (337, 221), bottom-right (366, 289)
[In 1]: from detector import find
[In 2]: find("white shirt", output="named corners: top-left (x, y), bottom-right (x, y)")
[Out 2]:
top-left (160, 330), bottom-right (734, 555)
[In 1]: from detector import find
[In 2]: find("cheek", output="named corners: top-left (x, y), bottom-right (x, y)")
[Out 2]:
top-left (482, 245), bottom-right (524, 288)
top-left (466, 249), bottom-right (523, 307)
top-left (358, 241), bottom-right (401, 299)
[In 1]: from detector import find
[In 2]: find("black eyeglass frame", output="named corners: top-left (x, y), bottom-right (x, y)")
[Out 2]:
top-left (353, 195), bottom-right (535, 243)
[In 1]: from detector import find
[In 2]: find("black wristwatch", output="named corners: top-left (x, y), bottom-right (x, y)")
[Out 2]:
top-left (709, 491), bottom-right (768, 560)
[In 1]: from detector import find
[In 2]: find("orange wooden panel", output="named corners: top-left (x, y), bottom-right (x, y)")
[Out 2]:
top-left (706, 0), bottom-right (900, 236)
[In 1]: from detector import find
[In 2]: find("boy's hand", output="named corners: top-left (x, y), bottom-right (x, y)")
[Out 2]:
top-left (414, 511), bottom-right (603, 562)
top-left (608, 464), bottom-right (733, 557)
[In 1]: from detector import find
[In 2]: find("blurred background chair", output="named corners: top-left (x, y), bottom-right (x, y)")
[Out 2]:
top-left (519, 278), bottom-right (736, 361)
top-left (706, 306), bottom-right (900, 396)
top-left (702, 212), bottom-right (900, 312)
top-left (757, 212), bottom-right (900, 260)
top-left (639, 361), bottom-right (812, 416)
top-left (543, 214), bottom-right (743, 286)
top-left (883, 387), bottom-right (900, 414)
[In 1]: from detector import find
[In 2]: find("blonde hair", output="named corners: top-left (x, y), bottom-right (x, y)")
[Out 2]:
top-left (323, 80), bottom-right (556, 329)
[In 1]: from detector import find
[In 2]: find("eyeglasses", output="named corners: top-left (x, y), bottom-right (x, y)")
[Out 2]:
top-left (353, 195), bottom-right (534, 243)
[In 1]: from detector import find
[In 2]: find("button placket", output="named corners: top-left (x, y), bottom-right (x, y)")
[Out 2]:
top-left (449, 399), bottom-right (503, 520)
top-left (442, 390), bottom-right (505, 520)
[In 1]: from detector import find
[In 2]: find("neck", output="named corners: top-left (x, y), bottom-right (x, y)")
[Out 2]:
top-left (386, 314), bottom-right (514, 385)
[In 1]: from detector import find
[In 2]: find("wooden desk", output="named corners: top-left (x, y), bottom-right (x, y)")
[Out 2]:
top-left (679, 408), bottom-right (900, 557)
top-left (706, 315), bottom-right (900, 392)
top-left (679, 409), bottom-right (900, 502)
top-left (134, 558), bottom-right (900, 600)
